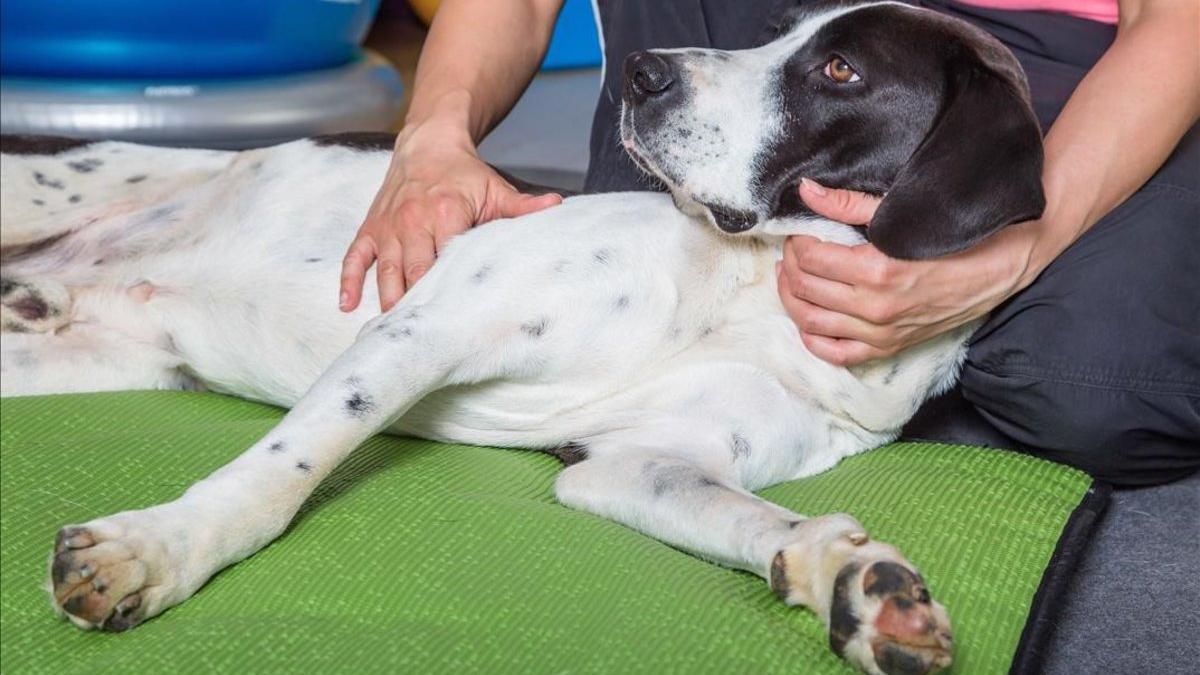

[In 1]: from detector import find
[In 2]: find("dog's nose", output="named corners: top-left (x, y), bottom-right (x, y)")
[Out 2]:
top-left (624, 51), bottom-right (675, 101)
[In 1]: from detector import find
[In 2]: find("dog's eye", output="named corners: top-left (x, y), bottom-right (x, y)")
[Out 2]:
top-left (823, 57), bottom-right (861, 84)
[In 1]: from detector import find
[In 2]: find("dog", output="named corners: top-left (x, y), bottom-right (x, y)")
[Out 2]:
top-left (0, 2), bottom-right (1044, 673)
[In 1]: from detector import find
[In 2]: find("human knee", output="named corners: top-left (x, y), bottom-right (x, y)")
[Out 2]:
top-left (960, 364), bottom-right (1200, 487)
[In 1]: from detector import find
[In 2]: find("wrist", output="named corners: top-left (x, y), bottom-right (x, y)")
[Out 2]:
top-left (399, 89), bottom-right (479, 154)
top-left (1012, 213), bottom-right (1078, 290)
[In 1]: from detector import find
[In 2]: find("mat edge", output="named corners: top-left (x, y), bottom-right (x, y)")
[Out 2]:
top-left (1008, 479), bottom-right (1113, 675)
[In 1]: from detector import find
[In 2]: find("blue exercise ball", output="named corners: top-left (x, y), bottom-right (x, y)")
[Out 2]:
top-left (0, 0), bottom-right (381, 79)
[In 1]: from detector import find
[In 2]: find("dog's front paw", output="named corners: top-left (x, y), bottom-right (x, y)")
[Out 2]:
top-left (48, 513), bottom-right (185, 632)
top-left (771, 518), bottom-right (952, 675)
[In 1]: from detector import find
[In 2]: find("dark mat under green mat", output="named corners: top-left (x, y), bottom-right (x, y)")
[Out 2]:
top-left (0, 392), bottom-right (1099, 674)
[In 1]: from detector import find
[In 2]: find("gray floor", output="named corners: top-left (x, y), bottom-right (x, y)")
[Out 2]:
top-left (1044, 471), bottom-right (1199, 674)
top-left (482, 69), bottom-right (1200, 673)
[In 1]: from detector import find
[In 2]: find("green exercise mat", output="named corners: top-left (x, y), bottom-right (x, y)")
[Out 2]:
top-left (0, 391), bottom-right (1100, 674)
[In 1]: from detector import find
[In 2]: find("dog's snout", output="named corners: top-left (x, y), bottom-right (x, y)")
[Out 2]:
top-left (624, 51), bottom-right (675, 102)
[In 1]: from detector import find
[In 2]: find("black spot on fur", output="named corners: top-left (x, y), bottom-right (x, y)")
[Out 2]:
top-left (345, 392), bottom-right (375, 418)
top-left (385, 326), bottom-right (413, 339)
top-left (787, 519), bottom-right (803, 529)
top-left (33, 172), bottom-right (65, 190)
top-left (593, 248), bottom-right (613, 265)
top-left (67, 158), bottom-right (103, 173)
top-left (651, 465), bottom-right (718, 497)
top-left (268, 442), bottom-right (286, 453)
top-left (125, 174), bottom-right (148, 184)
top-left (0, 279), bottom-right (14, 297)
top-left (310, 131), bottom-right (397, 152)
top-left (0, 134), bottom-right (94, 156)
top-left (296, 461), bottom-right (314, 473)
top-left (829, 563), bottom-right (862, 657)
top-left (470, 264), bottom-right (492, 284)
top-left (32, 199), bottom-right (45, 206)
top-left (882, 363), bottom-right (901, 385)
top-left (521, 318), bottom-right (548, 337)
top-left (10, 295), bottom-right (49, 321)
top-left (304, 257), bottom-right (322, 263)
top-left (864, 561), bottom-right (922, 598)
top-left (770, 551), bottom-right (790, 600)
top-left (731, 432), bottom-right (751, 459)
top-left (876, 643), bottom-right (928, 675)
top-left (613, 295), bottom-right (630, 311)
top-left (68, 194), bottom-right (82, 204)
top-left (546, 442), bottom-right (588, 466)
top-left (143, 204), bottom-right (180, 223)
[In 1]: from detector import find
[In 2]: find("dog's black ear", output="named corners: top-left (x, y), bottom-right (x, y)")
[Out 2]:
top-left (869, 44), bottom-right (1045, 260)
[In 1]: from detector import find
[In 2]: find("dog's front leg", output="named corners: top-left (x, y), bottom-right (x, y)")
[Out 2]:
top-left (556, 452), bottom-right (953, 675)
top-left (45, 311), bottom-right (454, 631)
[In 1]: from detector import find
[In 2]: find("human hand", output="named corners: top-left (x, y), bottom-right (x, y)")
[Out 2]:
top-left (340, 121), bottom-right (562, 313)
top-left (777, 178), bottom-right (1047, 366)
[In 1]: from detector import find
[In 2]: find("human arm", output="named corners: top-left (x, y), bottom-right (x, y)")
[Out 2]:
top-left (341, 0), bottom-right (566, 313)
top-left (777, 0), bottom-right (1200, 365)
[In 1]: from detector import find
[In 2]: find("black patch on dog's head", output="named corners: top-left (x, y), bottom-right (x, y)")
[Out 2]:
top-left (756, 5), bottom-right (1044, 258)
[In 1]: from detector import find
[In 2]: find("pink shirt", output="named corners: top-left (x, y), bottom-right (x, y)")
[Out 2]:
top-left (955, 0), bottom-right (1119, 24)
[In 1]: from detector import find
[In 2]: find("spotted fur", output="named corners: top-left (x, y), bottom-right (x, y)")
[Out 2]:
top-left (2, 4), bottom-right (1042, 673)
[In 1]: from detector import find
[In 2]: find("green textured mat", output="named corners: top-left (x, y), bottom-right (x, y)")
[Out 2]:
top-left (0, 391), bottom-right (1093, 674)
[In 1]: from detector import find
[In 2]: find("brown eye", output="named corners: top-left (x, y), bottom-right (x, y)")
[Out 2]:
top-left (824, 57), bottom-right (861, 84)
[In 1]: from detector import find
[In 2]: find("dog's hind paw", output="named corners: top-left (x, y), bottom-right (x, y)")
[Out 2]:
top-left (771, 517), bottom-right (953, 675)
top-left (47, 515), bottom-right (182, 632)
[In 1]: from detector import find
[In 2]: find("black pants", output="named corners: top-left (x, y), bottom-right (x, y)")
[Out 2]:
top-left (583, 0), bottom-right (1200, 486)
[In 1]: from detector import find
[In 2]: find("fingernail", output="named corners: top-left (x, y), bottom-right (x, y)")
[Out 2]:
top-left (339, 291), bottom-right (349, 310)
top-left (800, 178), bottom-right (828, 197)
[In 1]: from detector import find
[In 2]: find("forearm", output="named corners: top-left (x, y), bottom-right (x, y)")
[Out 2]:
top-left (1025, 0), bottom-right (1200, 281)
top-left (402, 0), bottom-right (564, 146)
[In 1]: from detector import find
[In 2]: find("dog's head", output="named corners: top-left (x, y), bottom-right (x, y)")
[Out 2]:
top-left (619, 0), bottom-right (1045, 258)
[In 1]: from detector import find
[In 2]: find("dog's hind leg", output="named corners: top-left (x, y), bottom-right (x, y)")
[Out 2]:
top-left (1, 137), bottom-right (232, 250)
top-left (555, 451), bottom-right (954, 675)
top-left (42, 300), bottom-right (473, 630)
top-left (0, 328), bottom-right (191, 397)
